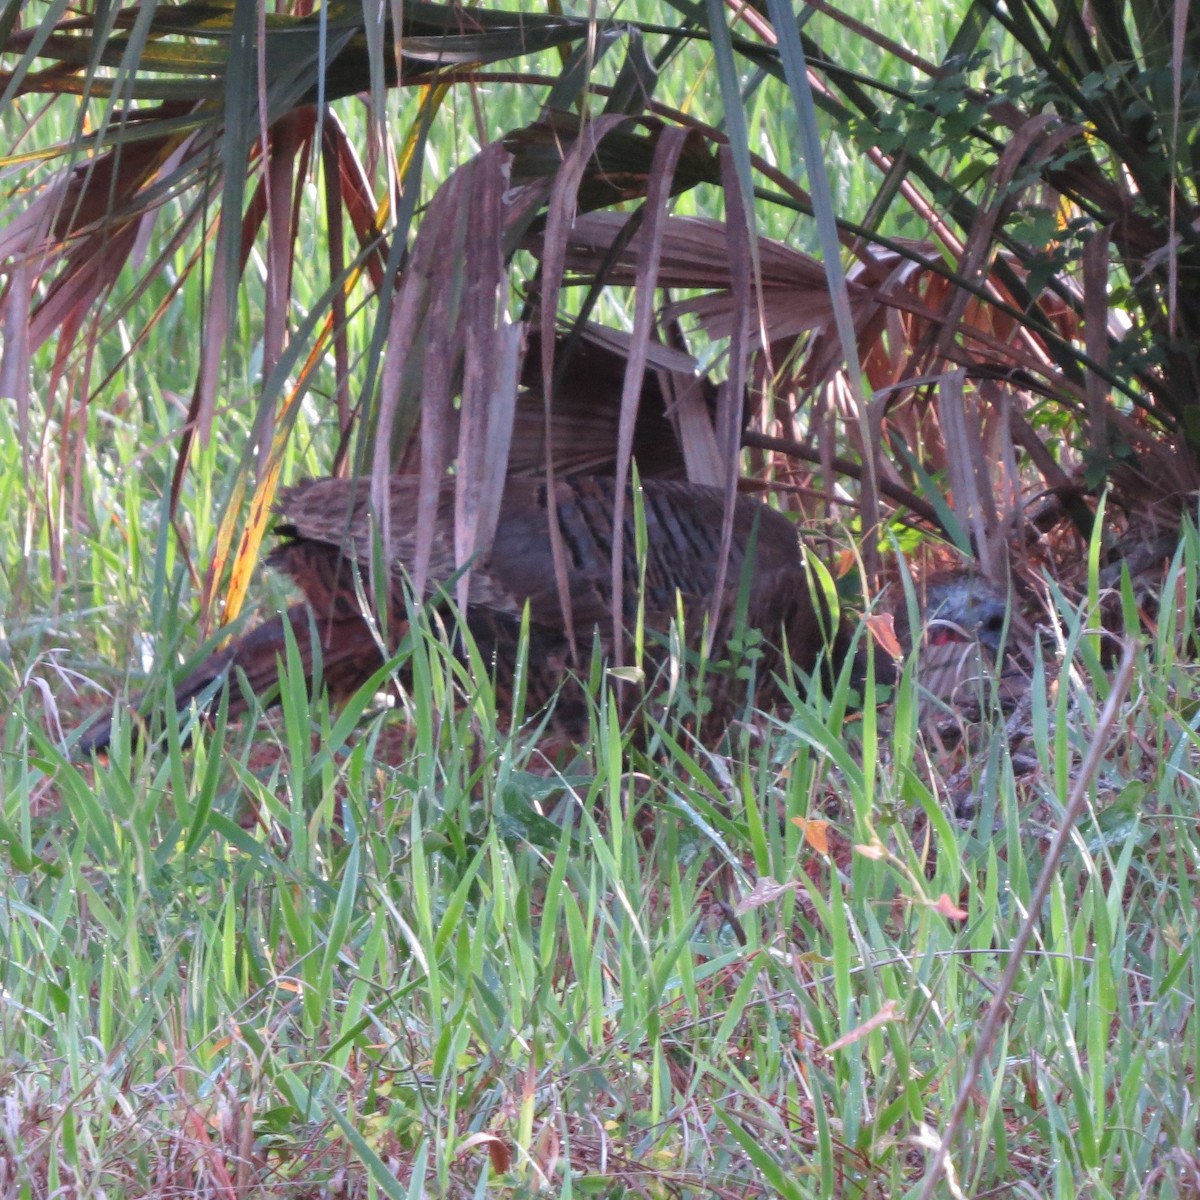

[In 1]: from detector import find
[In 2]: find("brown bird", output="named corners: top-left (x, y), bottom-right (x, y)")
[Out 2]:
top-left (76, 477), bottom-right (1017, 755)
top-left (76, 476), bottom-right (857, 755)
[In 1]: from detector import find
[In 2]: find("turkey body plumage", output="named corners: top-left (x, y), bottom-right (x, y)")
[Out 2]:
top-left (76, 476), bottom-right (850, 755)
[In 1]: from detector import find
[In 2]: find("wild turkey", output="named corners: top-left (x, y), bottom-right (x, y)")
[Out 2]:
top-left (75, 476), bottom-right (1007, 755)
top-left (888, 571), bottom-right (1018, 726)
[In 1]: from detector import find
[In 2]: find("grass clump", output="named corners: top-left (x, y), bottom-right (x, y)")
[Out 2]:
top-left (4, 544), bottom-right (1200, 1196)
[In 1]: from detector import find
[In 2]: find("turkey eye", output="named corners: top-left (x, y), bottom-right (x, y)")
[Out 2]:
top-left (982, 613), bottom-right (1005, 633)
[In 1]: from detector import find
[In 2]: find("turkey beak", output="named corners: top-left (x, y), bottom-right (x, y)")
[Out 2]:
top-left (925, 597), bottom-right (1009, 664)
top-left (973, 599), bottom-right (1008, 663)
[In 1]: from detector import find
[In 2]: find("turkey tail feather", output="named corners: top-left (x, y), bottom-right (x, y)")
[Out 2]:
top-left (76, 605), bottom-right (386, 757)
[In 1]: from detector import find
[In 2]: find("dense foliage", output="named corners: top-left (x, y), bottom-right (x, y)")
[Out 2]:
top-left (3, 0), bottom-right (1200, 1195)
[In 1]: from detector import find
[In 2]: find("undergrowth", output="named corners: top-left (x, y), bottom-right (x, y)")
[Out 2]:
top-left (3, 506), bottom-right (1200, 1196)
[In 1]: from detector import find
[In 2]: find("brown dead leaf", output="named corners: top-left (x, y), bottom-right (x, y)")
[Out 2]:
top-left (824, 998), bottom-right (902, 1053)
top-left (734, 875), bottom-right (798, 916)
top-left (456, 1132), bottom-right (512, 1174)
top-left (854, 841), bottom-right (887, 861)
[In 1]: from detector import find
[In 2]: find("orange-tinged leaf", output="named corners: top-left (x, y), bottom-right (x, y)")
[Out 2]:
top-left (791, 816), bottom-right (830, 854)
top-left (225, 471), bottom-right (280, 617)
top-left (931, 893), bottom-right (968, 920)
top-left (833, 549), bottom-right (857, 579)
top-left (866, 611), bottom-right (903, 660)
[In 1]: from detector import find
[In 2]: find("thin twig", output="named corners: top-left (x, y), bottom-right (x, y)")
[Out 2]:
top-left (741, 430), bottom-right (946, 530)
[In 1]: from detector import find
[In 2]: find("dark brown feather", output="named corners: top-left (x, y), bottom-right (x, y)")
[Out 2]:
top-left (75, 477), bottom-right (845, 755)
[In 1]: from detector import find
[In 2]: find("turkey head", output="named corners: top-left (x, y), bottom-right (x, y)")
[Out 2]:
top-left (75, 476), bottom-right (850, 755)
top-left (889, 571), bottom-right (1012, 710)
top-left (922, 572), bottom-right (1008, 658)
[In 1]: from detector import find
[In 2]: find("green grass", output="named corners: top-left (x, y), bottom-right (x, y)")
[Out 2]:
top-left (5, 418), bottom-right (1200, 1196)
top-left (5, 4), bottom-right (1200, 1195)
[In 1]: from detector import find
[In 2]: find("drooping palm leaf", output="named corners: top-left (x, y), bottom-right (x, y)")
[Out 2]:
top-left (7, 0), bottom-right (1200, 647)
